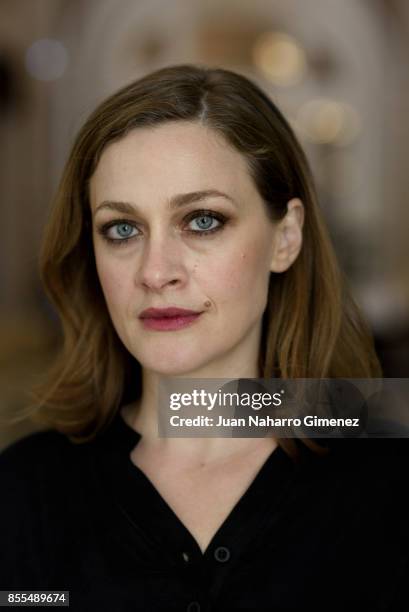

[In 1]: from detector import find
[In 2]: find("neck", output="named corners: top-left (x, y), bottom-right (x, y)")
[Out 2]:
top-left (121, 358), bottom-right (267, 465)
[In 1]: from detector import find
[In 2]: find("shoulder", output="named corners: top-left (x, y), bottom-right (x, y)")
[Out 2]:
top-left (315, 438), bottom-right (409, 519)
top-left (0, 427), bottom-right (99, 538)
top-left (301, 438), bottom-right (409, 498)
top-left (0, 428), bottom-right (94, 495)
top-left (0, 429), bottom-right (72, 473)
top-left (327, 437), bottom-right (409, 470)
top-left (311, 436), bottom-right (409, 465)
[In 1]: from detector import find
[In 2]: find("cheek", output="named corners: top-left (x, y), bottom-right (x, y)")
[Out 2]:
top-left (94, 254), bottom-right (130, 313)
top-left (195, 239), bottom-right (270, 299)
top-left (233, 248), bottom-right (270, 295)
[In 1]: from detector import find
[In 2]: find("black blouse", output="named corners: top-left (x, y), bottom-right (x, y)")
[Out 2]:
top-left (0, 410), bottom-right (408, 612)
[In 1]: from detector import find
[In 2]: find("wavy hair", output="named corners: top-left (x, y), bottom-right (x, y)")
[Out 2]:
top-left (13, 64), bottom-right (381, 454)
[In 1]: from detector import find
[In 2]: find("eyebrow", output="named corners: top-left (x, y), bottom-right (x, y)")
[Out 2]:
top-left (93, 189), bottom-right (237, 216)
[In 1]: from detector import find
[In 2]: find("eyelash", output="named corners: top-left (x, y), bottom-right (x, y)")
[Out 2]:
top-left (96, 210), bottom-right (228, 247)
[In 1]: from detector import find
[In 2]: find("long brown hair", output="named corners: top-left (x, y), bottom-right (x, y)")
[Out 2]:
top-left (12, 64), bottom-right (381, 450)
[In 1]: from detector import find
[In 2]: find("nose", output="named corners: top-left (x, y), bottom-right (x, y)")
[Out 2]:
top-left (137, 232), bottom-right (188, 292)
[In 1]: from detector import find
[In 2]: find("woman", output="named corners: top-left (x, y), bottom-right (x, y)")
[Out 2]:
top-left (0, 64), bottom-right (407, 611)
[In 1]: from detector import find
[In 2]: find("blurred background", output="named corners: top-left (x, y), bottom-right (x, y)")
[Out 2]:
top-left (1, 0), bottom-right (409, 448)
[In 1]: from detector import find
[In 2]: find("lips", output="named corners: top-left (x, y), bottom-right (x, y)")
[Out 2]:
top-left (139, 307), bottom-right (203, 331)
top-left (140, 307), bottom-right (200, 318)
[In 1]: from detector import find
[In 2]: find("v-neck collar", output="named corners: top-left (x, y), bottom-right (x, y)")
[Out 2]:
top-left (95, 409), bottom-right (298, 565)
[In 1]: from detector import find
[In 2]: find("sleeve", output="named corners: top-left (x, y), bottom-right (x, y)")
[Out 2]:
top-left (0, 436), bottom-right (49, 591)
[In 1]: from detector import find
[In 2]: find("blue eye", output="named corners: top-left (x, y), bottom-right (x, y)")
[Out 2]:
top-left (98, 220), bottom-right (139, 245)
top-left (185, 211), bottom-right (226, 235)
top-left (114, 222), bottom-right (136, 238)
top-left (188, 215), bottom-right (219, 231)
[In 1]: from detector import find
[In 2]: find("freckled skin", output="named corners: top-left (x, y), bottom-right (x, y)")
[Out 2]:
top-left (89, 121), bottom-right (280, 377)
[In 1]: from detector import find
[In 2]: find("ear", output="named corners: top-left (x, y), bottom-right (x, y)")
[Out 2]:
top-left (270, 198), bottom-right (304, 273)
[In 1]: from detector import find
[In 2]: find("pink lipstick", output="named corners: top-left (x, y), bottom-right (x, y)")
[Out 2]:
top-left (139, 307), bottom-right (203, 331)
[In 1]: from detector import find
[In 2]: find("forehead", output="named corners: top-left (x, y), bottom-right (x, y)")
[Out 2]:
top-left (89, 121), bottom-right (258, 207)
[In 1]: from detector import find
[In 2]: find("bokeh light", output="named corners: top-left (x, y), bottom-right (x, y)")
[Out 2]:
top-left (296, 98), bottom-right (361, 145)
top-left (253, 31), bottom-right (307, 86)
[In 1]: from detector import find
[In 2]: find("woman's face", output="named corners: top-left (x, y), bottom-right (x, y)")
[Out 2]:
top-left (90, 121), bottom-right (295, 377)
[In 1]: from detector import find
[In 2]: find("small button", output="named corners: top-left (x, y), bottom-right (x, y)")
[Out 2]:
top-left (182, 552), bottom-right (190, 562)
top-left (214, 546), bottom-right (231, 562)
top-left (187, 601), bottom-right (201, 612)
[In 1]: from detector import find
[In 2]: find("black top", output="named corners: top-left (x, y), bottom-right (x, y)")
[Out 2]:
top-left (0, 410), bottom-right (408, 612)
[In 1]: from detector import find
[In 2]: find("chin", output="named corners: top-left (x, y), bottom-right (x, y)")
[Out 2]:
top-left (142, 359), bottom-right (205, 377)
top-left (133, 346), bottom-right (209, 377)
